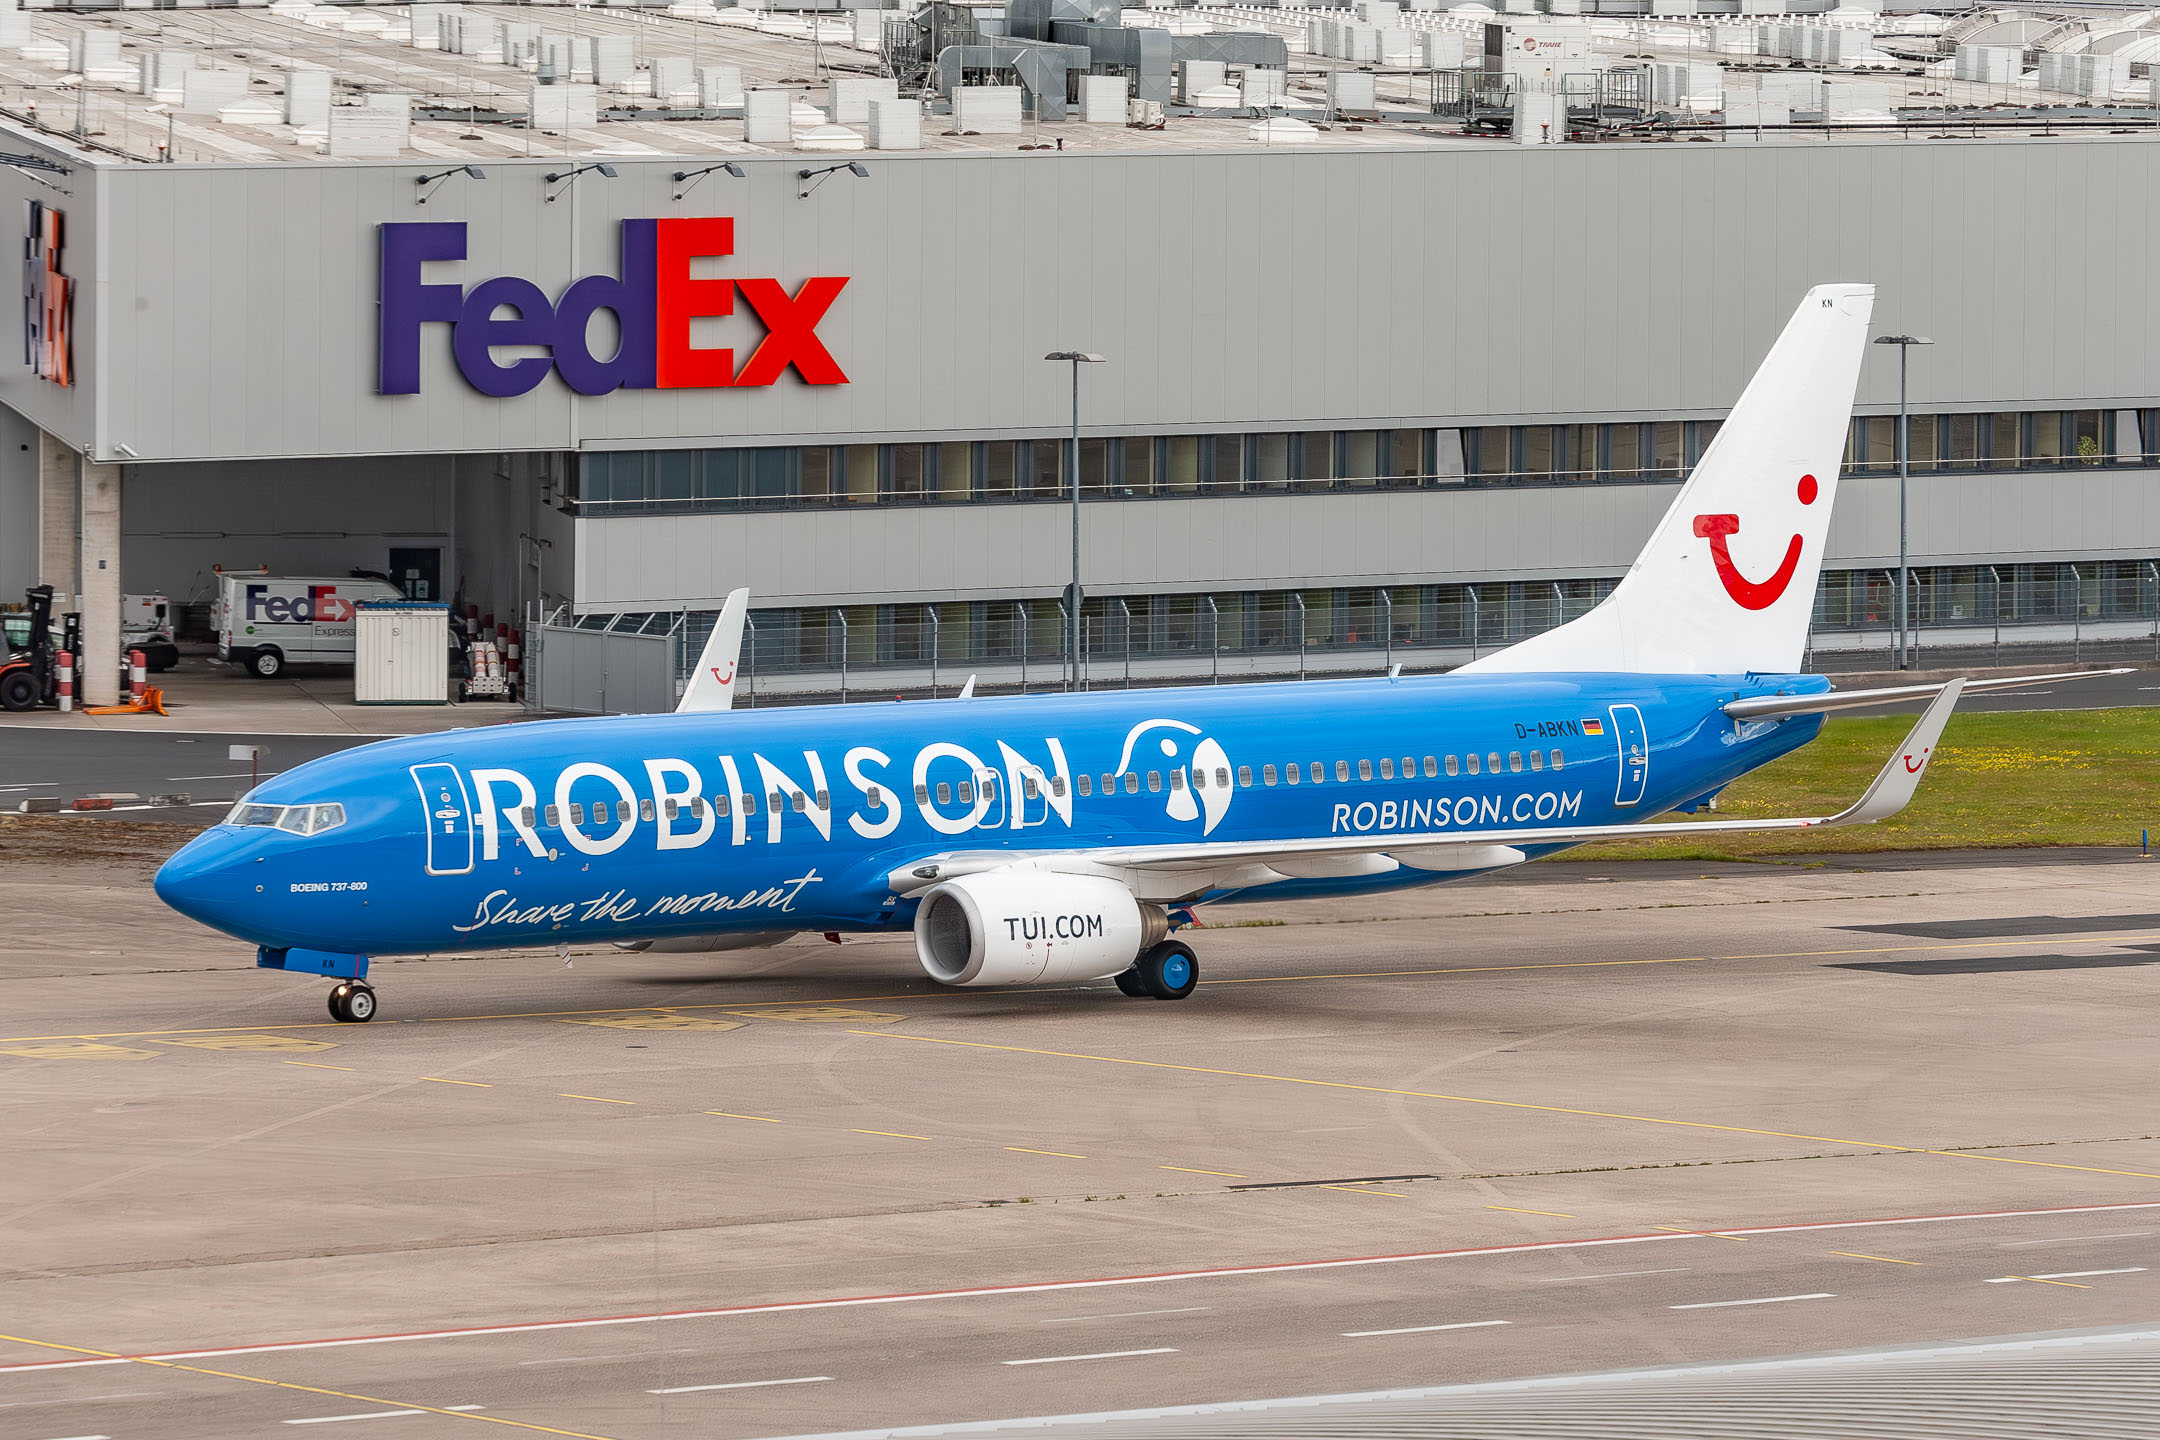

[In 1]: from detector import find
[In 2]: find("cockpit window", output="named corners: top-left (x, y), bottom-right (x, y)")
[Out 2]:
top-left (225, 801), bottom-right (347, 835)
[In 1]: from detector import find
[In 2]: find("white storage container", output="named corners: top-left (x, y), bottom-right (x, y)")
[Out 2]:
top-left (868, 96), bottom-right (922, 148)
top-left (953, 84), bottom-right (1023, 133)
top-left (355, 602), bottom-right (450, 705)
top-left (1081, 73), bottom-right (1127, 122)
top-left (1326, 69), bottom-right (1376, 112)
top-left (744, 88), bottom-right (792, 141)
top-left (830, 75), bottom-right (898, 122)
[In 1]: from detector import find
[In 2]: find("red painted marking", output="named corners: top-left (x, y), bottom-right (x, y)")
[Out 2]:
top-left (710, 662), bottom-right (735, 685)
top-left (9, 1200), bottom-right (2160, 1374)
top-left (1904, 747), bottom-right (1929, 774)
top-left (1694, 513), bottom-right (1804, 611)
top-left (735, 276), bottom-right (849, 386)
top-left (1797, 473), bottom-right (1819, 505)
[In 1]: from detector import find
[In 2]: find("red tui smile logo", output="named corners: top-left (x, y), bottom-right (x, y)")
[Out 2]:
top-left (1694, 474), bottom-right (1818, 611)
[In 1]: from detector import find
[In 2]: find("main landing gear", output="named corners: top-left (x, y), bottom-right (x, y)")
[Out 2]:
top-left (1115, 940), bottom-right (1199, 1001)
top-left (328, 982), bottom-right (378, 1023)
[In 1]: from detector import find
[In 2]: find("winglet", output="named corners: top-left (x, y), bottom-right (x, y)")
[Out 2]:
top-left (1823, 678), bottom-right (1963, 826)
top-left (676, 588), bottom-right (749, 714)
top-left (958, 674), bottom-right (977, 700)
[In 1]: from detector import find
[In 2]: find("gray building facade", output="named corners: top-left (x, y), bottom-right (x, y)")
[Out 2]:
top-left (3, 122), bottom-right (2157, 699)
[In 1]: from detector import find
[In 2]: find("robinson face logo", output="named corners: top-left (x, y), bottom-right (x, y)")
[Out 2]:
top-left (1114, 719), bottom-right (1233, 836)
top-left (1693, 473), bottom-right (1818, 611)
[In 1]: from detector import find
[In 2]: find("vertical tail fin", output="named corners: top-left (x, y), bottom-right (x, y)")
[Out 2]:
top-left (1462, 283), bottom-right (1875, 677)
top-left (675, 587), bottom-right (749, 714)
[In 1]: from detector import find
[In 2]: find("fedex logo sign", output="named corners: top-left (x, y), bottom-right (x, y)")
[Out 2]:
top-left (247, 584), bottom-right (355, 624)
top-left (378, 220), bottom-right (849, 399)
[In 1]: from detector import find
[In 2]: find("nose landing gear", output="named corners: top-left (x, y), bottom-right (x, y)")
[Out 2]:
top-left (328, 982), bottom-right (378, 1023)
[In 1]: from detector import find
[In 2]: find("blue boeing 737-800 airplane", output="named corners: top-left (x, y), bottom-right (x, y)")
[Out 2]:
top-left (154, 284), bottom-right (2098, 1021)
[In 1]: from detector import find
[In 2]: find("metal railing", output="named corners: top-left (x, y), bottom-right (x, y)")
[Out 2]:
top-left (571, 450), bottom-right (2160, 518)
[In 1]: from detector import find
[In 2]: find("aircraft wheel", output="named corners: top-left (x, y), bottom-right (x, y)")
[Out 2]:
top-left (1114, 968), bottom-right (1148, 998)
top-left (329, 983), bottom-right (377, 1023)
top-left (1136, 941), bottom-right (1199, 1001)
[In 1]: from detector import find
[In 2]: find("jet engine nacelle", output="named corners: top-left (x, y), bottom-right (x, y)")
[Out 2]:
top-left (913, 871), bottom-right (1166, 987)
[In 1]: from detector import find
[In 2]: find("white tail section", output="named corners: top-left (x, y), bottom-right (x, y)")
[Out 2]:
top-left (675, 587), bottom-right (749, 714)
top-left (1462, 283), bottom-right (1876, 677)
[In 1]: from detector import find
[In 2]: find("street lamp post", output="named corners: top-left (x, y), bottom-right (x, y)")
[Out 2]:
top-left (1044, 350), bottom-right (1105, 692)
top-left (1872, 333), bottom-right (1933, 670)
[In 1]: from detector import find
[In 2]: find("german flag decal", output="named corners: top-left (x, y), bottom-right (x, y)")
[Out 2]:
top-left (1581, 717), bottom-right (1605, 736)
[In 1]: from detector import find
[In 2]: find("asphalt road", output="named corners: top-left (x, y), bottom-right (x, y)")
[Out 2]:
top-left (4, 846), bottom-right (2159, 1437)
top-left (4, 665), bottom-right (2155, 822)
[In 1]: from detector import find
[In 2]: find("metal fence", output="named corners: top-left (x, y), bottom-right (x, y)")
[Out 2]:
top-left (547, 560), bottom-right (2160, 711)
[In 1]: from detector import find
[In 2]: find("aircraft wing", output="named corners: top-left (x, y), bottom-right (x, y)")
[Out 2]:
top-left (1724, 668), bottom-right (2127, 721)
top-left (889, 681), bottom-right (1964, 900)
top-left (675, 588), bottom-right (749, 714)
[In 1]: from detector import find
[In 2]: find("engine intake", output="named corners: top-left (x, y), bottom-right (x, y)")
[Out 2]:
top-left (913, 870), bottom-right (1166, 987)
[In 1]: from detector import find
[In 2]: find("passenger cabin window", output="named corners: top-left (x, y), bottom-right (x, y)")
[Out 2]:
top-left (1216, 767), bottom-right (1230, 789)
top-left (616, 801), bottom-right (631, 823)
top-left (958, 781), bottom-right (975, 804)
top-left (1124, 772), bottom-right (1139, 794)
top-left (1052, 775), bottom-right (1067, 798)
top-left (1077, 774), bottom-right (1093, 797)
top-left (865, 787), bottom-right (885, 809)
top-left (982, 776), bottom-right (997, 801)
top-left (1423, 756), bottom-right (1438, 777)
top-left (914, 783), bottom-right (930, 803)
top-left (641, 798), bottom-right (655, 822)
top-left (1284, 763), bottom-right (1299, 785)
top-left (1551, 749), bottom-right (1565, 769)
top-left (662, 799), bottom-right (678, 820)
top-left (1487, 752), bottom-right (1501, 773)
top-left (790, 792), bottom-right (806, 814)
top-left (714, 794), bottom-right (730, 816)
top-left (1445, 755), bottom-right (1459, 777)
top-left (816, 788), bottom-right (830, 809)
top-left (1465, 754), bottom-right (1479, 775)
top-left (1239, 766), bottom-right (1253, 787)
top-left (1530, 751), bottom-right (1544, 771)
top-left (568, 803), bottom-right (585, 825)
top-left (1170, 769), bottom-right (1185, 791)
top-left (1379, 758), bottom-right (1394, 779)
top-left (1309, 762), bottom-right (1323, 784)
top-left (742, 793), bottom-right (757, 815)
top-left (936, 782), bottom-right (952, 805)
top-left (1509, 752), bottom-right (1523, 773)
top-left (1025, 775), bottom-right (1041, 799)
top-left (768, 791), bottom-right (783, 812)
top-left (520, 805), bottom-right (537, 827)
top-left (1358, 759), bottom-right (1373, 781)
top-left (545, 804), bottom-right (561, 827)
top-left (1403, 756), bottom-right (1416, 778)
top-left (1263, 765), bottom-right (1277, 786)
top-left (1147, 771), bottom-right (1163, 793)
top-left (1192, 769), bottom-right (1206, 791)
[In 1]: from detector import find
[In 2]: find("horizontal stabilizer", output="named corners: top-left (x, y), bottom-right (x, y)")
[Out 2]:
top-left (1724, 668), bottom-right (2129, 721)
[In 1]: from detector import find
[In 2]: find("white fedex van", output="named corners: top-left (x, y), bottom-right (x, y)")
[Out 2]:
top-left (214, 574), bottom-right (404, 678)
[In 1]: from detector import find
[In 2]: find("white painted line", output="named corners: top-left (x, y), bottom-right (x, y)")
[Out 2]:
top-left (1343, 1321), bottom-right (1511, 1338)
top-left (29, 1434), bottom-right (111, 1439)
top-left (1041, 1308), bottom-right (1211, 1324)
top-left (10, 1200), bottom-right (2160, 1376)
top-left (283, 1411), bottom-right (426, 1425)
top-left (1985, 1268), bottom-right (2146, 1284)
top-left (648, 1377), bottom-right (831, 1394)
top-left (1670, 1293), bottom-right (1835, 1311)
top-left (1002, 1349), bottom-right (1178, 1367)
top-left (1537, 1268), bottom-right (1690, 1283)
top-left (2005, 1232), bottom-right (2152, 1247)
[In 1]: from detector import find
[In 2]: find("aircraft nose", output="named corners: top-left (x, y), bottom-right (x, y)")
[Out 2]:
top-left (155, 829), bottom-right (260, 937)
